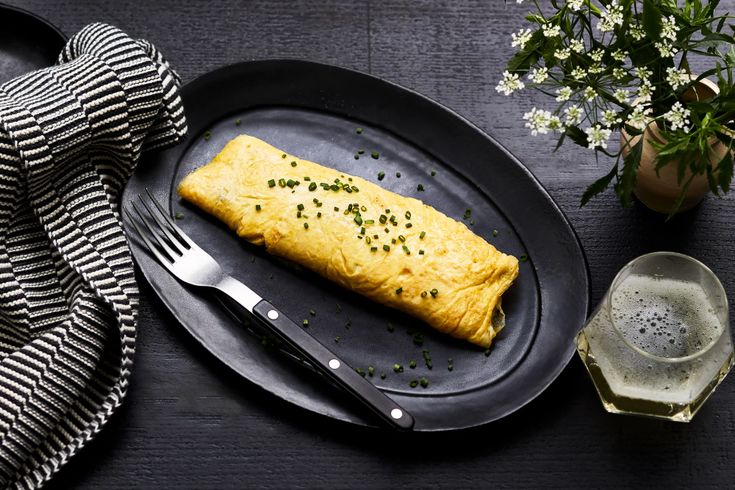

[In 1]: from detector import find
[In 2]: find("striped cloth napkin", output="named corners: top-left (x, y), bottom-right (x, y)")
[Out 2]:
top-left (0, 23), bottom-right (186, 488)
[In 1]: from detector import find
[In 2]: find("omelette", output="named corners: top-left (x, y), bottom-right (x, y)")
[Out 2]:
top-left (177, 134), bottom-right (519, 348)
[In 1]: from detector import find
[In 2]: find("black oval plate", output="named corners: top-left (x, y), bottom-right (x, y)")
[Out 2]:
top-left (0, 4), bottom-right (66, 84)
top-left (123, 60), bottom-right (590, 431)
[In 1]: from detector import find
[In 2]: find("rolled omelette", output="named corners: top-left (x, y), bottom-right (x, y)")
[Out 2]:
top-left (177, 134), bottom-right (519, 348)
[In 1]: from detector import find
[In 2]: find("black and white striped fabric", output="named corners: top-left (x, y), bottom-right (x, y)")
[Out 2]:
top-left (0, 23), bottom-right (186, 488)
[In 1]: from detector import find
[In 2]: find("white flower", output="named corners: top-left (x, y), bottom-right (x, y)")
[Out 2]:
top-left (523, 107), bottom-right (553, 136)
top-left (666, 66), bottom-right (689, 90)
top-left (554, 47), bottom-right (571, 60)
top-left (569, 39), bottom-right (585, 53)
top-left (630, 24), bottom-right (646, 41)
top-left (614, 89), bottom-right (629, 103)
top-left (588, 63), bottom-right (605, 74)
top-left (556, 86), bottom-right (573, 102)
top-left (597, 1), bottom-right (624, 32)
top-left (626, 105), bottom-right (652, 130)
top-left (637, 79), bottom-right (655, 103)
top-left (528, 67), bottom-right (549, 84)
top-left (511, 28), bottom-right (533, 49)
top-left (585, 124), bottom-right (612, 149)
top-left (662, 15), bottom-right (679, 41)
top-left (590, 48), bottom-right (605, 62)
top-left (496, 71), bottom-right (525, 95)
top-left (664, 102), bottom-right (691, 132)
top-left (655, 41), bottom-right (677, 58)
top-left (612, 49), bottom-right (628, 62)
top-left (613, 67), bottom-right (627, 80)
top-left (565, 105), bottom-right (583, 125)
top-left (635, 66), bottom-right (653, 79)
top-left (548, 115), bottom-right (564, 132)
top-left (601, 110), bottom-right (622, 127)
top-left (583, 86), bottom-right (597, 101)
top-left (571, 67), bottom-right (586, 80)
top-left (567, 0), bottom-right (585, 11)
top-left (542, 23), bottom-right (561, 38)
top-left (517, 0), bottom-right (523, 3)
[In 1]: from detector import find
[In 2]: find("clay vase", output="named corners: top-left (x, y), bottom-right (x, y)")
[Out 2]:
top-left (620, 78), bottom-right (728, 214)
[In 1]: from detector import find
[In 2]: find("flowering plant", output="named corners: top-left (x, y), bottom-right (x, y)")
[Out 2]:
top-left (498, 0), bottom-right (735, 214)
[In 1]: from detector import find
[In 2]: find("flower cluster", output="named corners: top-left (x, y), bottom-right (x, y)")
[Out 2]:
top-left (498, 0), bottom-right (735, 213)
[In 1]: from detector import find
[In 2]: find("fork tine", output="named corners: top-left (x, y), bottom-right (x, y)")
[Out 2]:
top-left (124, 208), bottom-right (176, 265)
top-left (144, 188), bottom-right (196, 249)
top-left (131, 201), bottom-right (181, 260)
top-left (138, 195), bottom-right (183, 251)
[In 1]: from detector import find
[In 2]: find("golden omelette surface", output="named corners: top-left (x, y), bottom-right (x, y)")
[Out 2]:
top-left (178, 135), bottom-right (519, 348)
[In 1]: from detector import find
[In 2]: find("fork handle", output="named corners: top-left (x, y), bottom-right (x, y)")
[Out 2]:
top-left (252, 300), bottom-right (414, 431)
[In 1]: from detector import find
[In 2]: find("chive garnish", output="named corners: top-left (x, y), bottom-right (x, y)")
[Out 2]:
top-left (371, 151), bottom-right (379, 159)
top-left (360, 227), bottom-right (366, 235)
top-left (235, 118), bottom-right (241, 126)
top-left (419, 231), bottom-right (426, 239)
top-left (330, 184), bottom-right (339, 191)
top-left (304, 222), bottom-right (309, 229)
top-left (354, 154), bottom-right (360, 160)
top-left (334, 206), bottom-right (339, 212)
top-left (405, 223), bottom-right (413, 228)
top-left (368, 366), bottom-right (375, 377)
top-left (278, 178), bottom-right (286, 188)
top-left (469, 219), bottom-right (474, 225)
top-left (355, 368), bottom-right (366, 377)
top-left (395, 287), bottom-right (403, 295)
top-left (360, 205), bottom-right (367, 212)
top-left (402, 245), bottom-right (410, 255)
top-left (302, 319), bottom-right (309, 327)
top-left (364, 219), bottom-right (374, 225)
top-left (391, 239), bottom-right (397, 244)
top-left (410, 379), bottom-right (418, 388)
top-left (174, 212), bottom-right (184, 220)
top-left (291, 161), bottom-right (297, 167)
top-left (380, 373), bottom-right (387, 380)
top-left (335, 337), bottom-right (341, 343)
top-left (430, 170), bottom-right (436, 176)
top-left (493, 229), bottom-right (499, 237)
top-left (396, 172), bottom-right (401, 178)
top-left (354, 215), bottom-right (363, 226)
top-left (255, 204), bottom-right (262, 211)
top-left (448, 358), bottom-right (454, 371)
top-left (520, 254), bottom-right (529, 262)
top-left (409, 360), bottom-right (417, 369)
top-left (377, 171), bottom-right (385, 181)
top-left (365, 237), bottom-right (372, 244)
top-left (420, 291), bottom-right (427, 298)
top-left (417, 184), bottom-right (425, 191)
top-left (345, 186), bottom-right (353, 193)
top-left (203, 130), bottom-right (211, 141)
top-left (484, 349), bottom-right (491, 357)
top-left (384, 227), bottom-right (390, 233)
top-left (296, 211), bottom-right (302, 218)
top-left (356, 127), bottom-right (363, 134)
top-left (393, 364), bottom-right (403, 373)
top-left (420, 377), bottom-right (429, 388)
top-left (268, 179), bottom-right (276, 188)
top-left (398, 235), bottom-right (406, 242)
top-left (317, 212), bottom-right (322, 218)
top-left (281, 154), bottom-right (287, 159)
top-left (297, 203), bottom-right (305, 211)
top-left (405, 211), bottom-right (412, 220)
top-left (413, 333), bottom-right (424, 346)
top-left (463, 208), bottom-right (471, 220)
top-left (430, 288), bottom-right (438, 297)
top-left (286, 179), bottom-right (297, 188)
top-left (304, 176), bottom-right (311, 181)
top-left (385, 208), bottom-right (391, 214)
top-left (383, 245), bottom-right (390, 252)
top-left (373, 234), bottom-right (379, 239)
top-left (370, 246), bottom-right (377, 252)
top-left (308, 182), bottom-right (317, 191)
top-left (358, 149), bottom-right (365, 155)
top-left (418, 249), bottom-right (425, 255)
top-left (379, 214), bottom-right (387, 224)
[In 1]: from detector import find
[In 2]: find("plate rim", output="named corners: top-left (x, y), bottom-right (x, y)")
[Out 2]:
top-left (125, 59), bottom-right (591, 431)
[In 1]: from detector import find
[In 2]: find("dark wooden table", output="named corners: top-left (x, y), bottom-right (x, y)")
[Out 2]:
top-left (9, 1), bottom-right (734, 488)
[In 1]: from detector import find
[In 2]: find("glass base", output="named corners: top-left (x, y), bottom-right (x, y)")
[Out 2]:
top-left (576, 330), bottom-right (734, 422)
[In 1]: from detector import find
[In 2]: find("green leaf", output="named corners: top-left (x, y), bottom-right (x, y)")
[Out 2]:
top-left (564, 125), bottom-right (588, 147)
top-left (706, 162), bottom-right (721, 196)
top-left (642, 0), bottom-right (663, 40)
top-left (581, 164), bottom-right (617, 206)
top-left (716, 150), bottom-right (733, 192)
top-left (615, 137), bottom-right (644, 208)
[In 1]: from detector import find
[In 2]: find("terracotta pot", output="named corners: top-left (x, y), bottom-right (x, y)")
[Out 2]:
top-left (620, 78), bottom-right (729, 214)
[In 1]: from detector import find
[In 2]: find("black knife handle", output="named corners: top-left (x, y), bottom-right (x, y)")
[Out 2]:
top-left (253, 299), bottom-right (414, 431)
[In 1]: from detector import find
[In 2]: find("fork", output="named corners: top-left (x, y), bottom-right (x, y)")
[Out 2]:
top-left (125, 190), bottom-right (414, 431)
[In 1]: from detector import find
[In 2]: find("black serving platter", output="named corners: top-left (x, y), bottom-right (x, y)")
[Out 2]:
top-left (123, 60), bottom-right (590, 431)
top-left (0, 4), bottom-right (65, 83)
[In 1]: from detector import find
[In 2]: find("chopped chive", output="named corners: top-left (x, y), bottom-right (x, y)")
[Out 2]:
top-left (383, 245), bottom-right (390, 252)
top-left (448, 358), bottom-right (454, 371)
top-left (278, 178), bottom-right (286, 188)
top-left (395, 287), bottom-right (403, 295)
top-left (302, 319), bottom-right (309, 327)
top-left (235, 118), bottom-right (241, 126)
top-left (377, 171), bottom-right (385, 181)
top-left (385, 227), bottom-right (390, 233)
top-left (364, 219), bottom-right (375, 225)
top-left (366, 236), bottom-right (372, 244)
top-left (296, 211), bottom-right (302, 218)
top-left (405, 223), bottom-right (413, 228)
top-left (308, 182), bottom-right (317, 191)
top-left (430, 170), bottom-right (436, 176)
top-left (391, 238), bottom-right (397, 244)
top-left (356, 368), bottom-right (366, 377)
top-left (421, 291), bottom-right (427, 298)
top-left (203, 130), bottom-right (211, 141)
top-left (309, 309), bottom-right (316, 316)
top-left (410, 379), bottom-right (419, 388)
top-left (393, 363), bottom-right (403, 373)
top-left (396, 172), bottom-right (401, 178)
top-left (268, 179), bottom-right (276, 187)
top-left (291, 161), bottom-right (297, 167)
top-left (360, 205), bottom-right (367, 212)
top-left (419, 231), bottom-right (426, 239)
top-left (417, 184), bottom-right (425, 192)
top-left (373, 234), bottom-right (379, 239)
top-left (371, 151), bottom-right (379, 159)
top-left (321, 183), bottom-right (330, 189)
top-left (380, 373), bottom-right (387, 379)
top-left (520, 254), bottom-right (529, 262)
top-left (420, 377), bottom-right (429, 388)
top-left (360, 227), bottom-right (366, 235)
top-left (430, 288), bottom-right (438, 297)
top-left (368, 366), bottom-right (375, 377)
top-left (354, 215), bottom-right (363, 226)
top-left (493, 229), bottom-right (499, 237)
top-left (286, 179), bottom-right (297, 188)
top-left (335, 336), bottom-right (341, 343)
top-left (297, 203), bottom-right (305, 211)
top-left (379, 214), bottom-right (387, 224)
top-left (413, 333), bottom-right (424, 346)
top-left (281, 154), bottom-right (287, 159)
top-left (469, 219), bottom-right (474, 226)
top-left (409, 360), bottom-right (417, 369)
top-left (402, 245), bottom-right (410, 255)
top-left (405, 211), bottom-right (412, 220)
top-left (358, 149), bottom-right (365, 155)
top-left (304, 176), bottom-right (311, 181)
top-left (385, 208), bottom-right (391, 214)
top-left (370, 246), bottom-right (377, 252)
top-left (255, 204), bottom-right (262, 211)
top-left (463, 208), bottom-right (471, 220)
top-left (356, 127), bottom-right (363, 134)
top-left (354, 154), bottom-right (360, 160)
top-left (418, 249), bottom-right (425, 255)
top-left (174, 212), bottom-right (184, 220)
top-left (304, 222), bottom-right (309, 229)
top-left (398, 235), bottom-right (406, 242)
top-left (317, 212), bottom-right (322, 218)
top-left (330, 184), bottom-right (340, 191)
top-left (484, 348), bottom-right (491, 357)
top-left (334, 206), bottom-right (339, 212)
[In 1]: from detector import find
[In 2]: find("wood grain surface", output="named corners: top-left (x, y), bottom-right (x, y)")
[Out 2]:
top-left (5, 0), bottom-right (735, 488)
